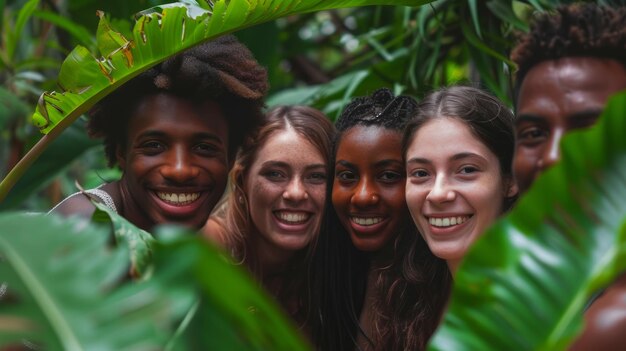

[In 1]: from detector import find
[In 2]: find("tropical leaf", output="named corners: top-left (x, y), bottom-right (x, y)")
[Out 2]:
top-left (0, 0), bottom-right (434, 203)
top-left (0, 212), bottom-right (311, 350)
top-left (428, 92), bottom-right (626, 350)
top-left (150, 227), bottom-right (312, 350)
top-left (0, 213), bottom-right (137, 349)
top-left (90, 200), bottom-right (155, 279)
top-left (0, 121), bottom-right (99, 211)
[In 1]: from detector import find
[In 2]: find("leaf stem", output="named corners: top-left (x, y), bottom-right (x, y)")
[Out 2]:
top-left (0, 113), bottom-right (78, 204)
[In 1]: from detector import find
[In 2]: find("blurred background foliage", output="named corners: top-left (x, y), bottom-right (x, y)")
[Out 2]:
top-left (0, 0), bottom-right (619, 211)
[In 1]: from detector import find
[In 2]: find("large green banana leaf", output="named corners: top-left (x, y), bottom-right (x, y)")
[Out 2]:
top-left (0, 212), bottom-right (311, 350)
top-left (428, 92), bottom-right (626, 350)
top-left (0, 0), bottom-right (434, 203)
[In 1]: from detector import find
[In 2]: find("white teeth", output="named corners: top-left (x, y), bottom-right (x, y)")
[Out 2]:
top-left (351, 217), bottom-right (383, 226)
top-left (276, 212), bottom-right (310, 223)
top-left (429, 216), bottom-right (469, 227)
top-left (156, 192), bottom-right (200, 205)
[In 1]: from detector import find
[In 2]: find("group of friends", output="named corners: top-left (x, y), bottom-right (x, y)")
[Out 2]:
top-left (48, 3), bottom-right (626, 351)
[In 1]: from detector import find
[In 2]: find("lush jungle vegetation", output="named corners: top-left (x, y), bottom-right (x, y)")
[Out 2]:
top-left (1, 0), bottom-right (625, 349)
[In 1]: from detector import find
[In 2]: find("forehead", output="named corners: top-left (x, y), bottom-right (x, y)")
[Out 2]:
top-left (408, 118), bottom-right (494, 159)
top-left (128, 93), bottom-right (228, 137)
top-left (253, 129), bottom-right (324, 165)
top-left (337, 125), bottom-right (403, 156)
top-left (517, 57), bottom-right (626, 124)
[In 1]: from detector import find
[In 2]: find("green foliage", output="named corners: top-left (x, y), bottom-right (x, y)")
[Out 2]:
top-left (428, 92), bottom-right (626, 350)
top-left (0, 211), bottom-right (311, 350)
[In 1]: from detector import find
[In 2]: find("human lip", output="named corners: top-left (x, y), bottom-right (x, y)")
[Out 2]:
top-left (150, 189), bottom-right (209, 218)
top-left (426, 215), bottom-right (472, 228)
top-left (347, 214), bottom-right (388, 235)
top-left (350, 216), bottom-right (384, 226)
top-left (274, 210), bottom-right (311, 224)
top-left (155, 191), bottom-right (201, 206)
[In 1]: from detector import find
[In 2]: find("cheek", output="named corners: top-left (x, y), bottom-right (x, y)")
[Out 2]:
top-left (383, 184), bottom-right (407, 212)
top-left (248, 180), bottom-right (279, 207)
top-left (405, 185), bottom-right (424, 214)
top-left (474, 182), bottom-right (506, 226)
top-left (309, 185), bottom-right (327, 210)
top-left (128, 155), bottom-right (157, 177)
top-left (331, 184), bottom-right (347, 210)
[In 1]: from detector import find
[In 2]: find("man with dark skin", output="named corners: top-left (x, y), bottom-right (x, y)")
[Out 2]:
top-left (511, 4), bottom-right (626, 350)
top-left (50, 35), bottom-right (268, 231)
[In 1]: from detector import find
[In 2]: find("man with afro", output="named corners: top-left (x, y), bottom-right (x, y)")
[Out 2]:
top-left (50, 35), bottom-right (268, 231)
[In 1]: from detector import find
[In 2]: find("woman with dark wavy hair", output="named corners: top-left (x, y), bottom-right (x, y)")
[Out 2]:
top-left (401, 85), bottom-right (518, 347)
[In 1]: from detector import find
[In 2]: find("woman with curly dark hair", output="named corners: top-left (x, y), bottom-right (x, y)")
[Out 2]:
top-left (308, 88), bottom-right (444, 351)
top-left (49, 35), bottom-right (268, 231)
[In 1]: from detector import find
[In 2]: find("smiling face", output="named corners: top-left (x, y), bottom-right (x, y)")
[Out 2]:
top-left (117, 93), bottom-right (229, 230)
top-left (245, 129), bottom-right (327, 256)
top-left (405, 117), bottom-right (515, 271)
top-left (332, 125), bottom-right (408, 252)
top-left (515, 57), bottom-right (626, 193)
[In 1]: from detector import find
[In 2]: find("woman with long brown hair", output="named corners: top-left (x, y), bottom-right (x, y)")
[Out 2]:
top-left (203, 105), bottom-right (335, 328)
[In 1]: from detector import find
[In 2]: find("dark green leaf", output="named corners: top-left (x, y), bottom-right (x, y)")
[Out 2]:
top-left (0, 121), bottom-right (99, 211)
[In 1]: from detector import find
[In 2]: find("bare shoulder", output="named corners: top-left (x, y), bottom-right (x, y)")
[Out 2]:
top-left (49, 192), bottom-right (97, 218)
top-left (202, 217), bottom-right (227, 248)
top-left (569, 274), bottom-right (626, 350)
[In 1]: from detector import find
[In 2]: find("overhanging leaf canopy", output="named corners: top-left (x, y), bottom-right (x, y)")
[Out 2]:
top-left (0, 0), bottom-right (434, 203)
top-left (31, 0), bottom-right (432, 134)
top-left (428, 92), bottom-right (626, 351)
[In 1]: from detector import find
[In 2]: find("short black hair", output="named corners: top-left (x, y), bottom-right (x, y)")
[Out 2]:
top-left (88, 35), bottom-right (269, 166)
top-left (335, 87), bottom-right (417, 132)
top-left (512, 3), bottom-right (626, 96)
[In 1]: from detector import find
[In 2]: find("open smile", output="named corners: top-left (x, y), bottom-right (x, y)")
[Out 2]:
top-left (274, 211), bottom-right (311, 224)
top-left (156, 191), bottom-right (201, 206)
top-left (350, 216), bottom-right (384, 226)
top-left (427, 215), bottom-right (472, 228)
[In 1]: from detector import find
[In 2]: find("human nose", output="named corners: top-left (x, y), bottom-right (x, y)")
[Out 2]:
top-left (426, 175), bottom-right (455, 204)
top-left (160, 146), bottom-right (199, 183)
top-left (350, 178), bottom-right (378, 207)
top-left (538, 128), bottom-right (563, 171)
top-left (283, 178), bottom-right (308, 202)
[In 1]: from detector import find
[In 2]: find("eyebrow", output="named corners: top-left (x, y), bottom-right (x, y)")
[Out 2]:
top-left (514, 114), bottom-right (546, 125)
top-left (336, 159), bottom-right (403, 169)
top-left (138, 130), bottom-right (225, 144)
top-left (407, 152), bottom-right (485, 164)
top-left (516, 108), bottom-right (604, 125)
top-left (262, 160), bottom-right (326, 171)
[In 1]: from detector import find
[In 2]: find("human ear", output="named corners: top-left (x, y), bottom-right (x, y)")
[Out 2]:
top-left (505, 177), bottom-right (519, 198)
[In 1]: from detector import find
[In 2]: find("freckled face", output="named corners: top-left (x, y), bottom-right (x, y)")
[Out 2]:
top-left (245, 129), bottom-right (327, 254)
top-left (332, 126), bottom-right (408, 252)
top-left (515, 57), bottom-right (626, 193)
top-left (118, 93), bottom-right (229, 230)
top-left (405, 118), bottom-right (515, 271)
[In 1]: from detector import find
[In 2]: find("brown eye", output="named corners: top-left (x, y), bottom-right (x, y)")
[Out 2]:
top-left (336, 170), bottom-right (357, 183)
top-left (518, 127), bottom-right (548, 146)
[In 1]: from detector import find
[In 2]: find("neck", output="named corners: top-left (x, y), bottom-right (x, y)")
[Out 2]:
top-left (252, 233), bottom-right (297, 279)
top-left (368, 240), bottom-right (395, 269)
top-left (447, 259), bottom-right (460, 277)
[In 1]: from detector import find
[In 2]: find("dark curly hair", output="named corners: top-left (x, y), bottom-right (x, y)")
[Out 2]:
top-left (309, 88), bottom-right (422, 350)
top-left (87, 35), bottom-right (268, 166)
top-left (511, 3), bottom-right (626, 98)
top-left (335, 88), bottom-right (417, 132)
